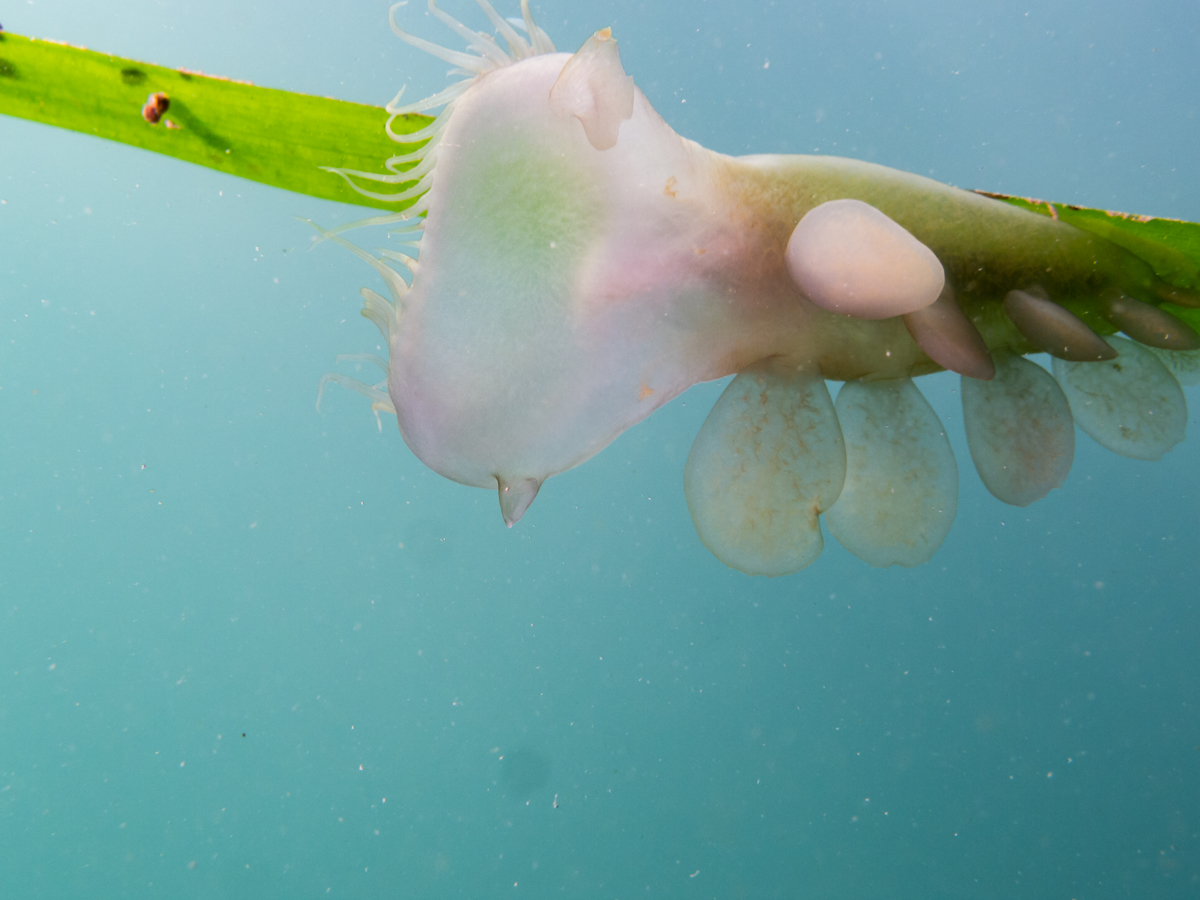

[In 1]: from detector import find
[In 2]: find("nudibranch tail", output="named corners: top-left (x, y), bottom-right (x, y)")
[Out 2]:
top-left (498, 476), bottom-right (542, 527)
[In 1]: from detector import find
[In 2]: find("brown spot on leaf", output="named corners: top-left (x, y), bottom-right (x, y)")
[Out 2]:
top-left (142, 91), bottom-right (169, 124)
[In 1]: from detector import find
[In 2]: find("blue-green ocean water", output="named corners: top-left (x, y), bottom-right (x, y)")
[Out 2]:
top-left (2, 1), bottom-right (1199, 896)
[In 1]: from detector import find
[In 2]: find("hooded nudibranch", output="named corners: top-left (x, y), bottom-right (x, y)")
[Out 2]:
top-left (314, 0), bottom-right (1200, 576)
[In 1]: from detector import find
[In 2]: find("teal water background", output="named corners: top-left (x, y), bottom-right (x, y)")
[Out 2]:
top-left (2, 1), bottom-right (1199, 896)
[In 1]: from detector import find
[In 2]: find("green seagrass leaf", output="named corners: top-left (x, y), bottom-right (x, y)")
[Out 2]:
top-left (977, 191), bottom-right (1200, 332)
top-left (0, 31), bottom-right (432, 211)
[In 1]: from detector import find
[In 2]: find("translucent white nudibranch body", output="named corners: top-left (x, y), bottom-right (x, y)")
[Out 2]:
top-left (389, 35), bottom-right (807, 508)
top-left (320, 2), bottom-right (1194, 572)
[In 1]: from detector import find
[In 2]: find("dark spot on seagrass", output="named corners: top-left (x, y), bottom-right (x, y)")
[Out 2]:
top-left (121, 67), bottom-right (147, 85)
top-left (0, 58), bottom-right (15, 79)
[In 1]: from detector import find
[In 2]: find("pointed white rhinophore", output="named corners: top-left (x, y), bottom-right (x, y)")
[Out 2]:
top-left (785, 199), bottom-right (945, 319)
top-left (498, 476), bottom-right (542, 526)
top-left (684, 366), bottom-right (846, 576)
top-left (824, 378), bottom-right (958, 567)
top-left (1052, 336), bottom-right (1188, 461)
top-left (961, 353), bottom-right (1075, 506)
top-left (548, 27), bottom-right (635, 150)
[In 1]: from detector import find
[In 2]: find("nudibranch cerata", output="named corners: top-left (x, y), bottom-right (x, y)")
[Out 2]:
top-left (314, 0), bottom-right (1200, 576)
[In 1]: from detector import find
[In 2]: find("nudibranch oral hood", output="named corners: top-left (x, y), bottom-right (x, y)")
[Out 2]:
top-left (316, 0), bottom-right (1200, 575)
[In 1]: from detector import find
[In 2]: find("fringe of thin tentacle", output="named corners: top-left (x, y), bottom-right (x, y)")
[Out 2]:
top-left (321, 0), bottom-right (555, 211)
top-left (314, 2), bottom-right (556, 428)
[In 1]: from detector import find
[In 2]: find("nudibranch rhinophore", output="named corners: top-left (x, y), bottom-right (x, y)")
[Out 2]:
top-left (314, 0), bottom-right (1200, 576)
